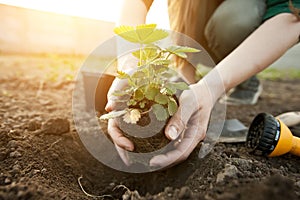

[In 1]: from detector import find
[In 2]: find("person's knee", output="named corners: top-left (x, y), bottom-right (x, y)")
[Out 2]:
top-left (205, 0), bottom-right (266, 61)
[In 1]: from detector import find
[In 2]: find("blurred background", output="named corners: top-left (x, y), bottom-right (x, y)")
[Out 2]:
top-left (0, 0), bottom-right (298, 68)
top-left (0, 0), bottom-right (169, 55)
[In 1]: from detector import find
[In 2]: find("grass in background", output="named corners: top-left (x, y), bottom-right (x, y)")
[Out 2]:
top-left (0, 53), bottom-right (118, 83)
top-left (258, 68), bottom-right (300, 80)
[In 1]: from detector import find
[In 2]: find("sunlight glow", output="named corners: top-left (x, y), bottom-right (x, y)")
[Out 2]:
top-left (0, 0), bottom-right (122, 22)
top-left (0, 0), bottom-right (170, 28)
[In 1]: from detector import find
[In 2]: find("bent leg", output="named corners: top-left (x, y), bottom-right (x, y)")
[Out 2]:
top-left (205, 0), bottom-right (266, 62)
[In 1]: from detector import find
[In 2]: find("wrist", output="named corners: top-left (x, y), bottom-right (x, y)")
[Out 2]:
top-left (194, 69), bottom-right (226, 105)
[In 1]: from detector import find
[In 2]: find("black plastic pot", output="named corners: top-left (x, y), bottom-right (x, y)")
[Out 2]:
top-left (81, 71), bottom-right (115, 113)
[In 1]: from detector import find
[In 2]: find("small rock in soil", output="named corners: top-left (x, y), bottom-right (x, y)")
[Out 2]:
top-left (28, 120), bottom-right (41, 131)
top-left (4, 178), bottom-right (11, 184)
top-left (0, 148), bottom-right (8, 161)
top-left (230, 158), bottom-right (253, 171)
top-left (7, 140), bottom-right (21, 148)
top-left (41, 118), bottom-right (70, 135)
top-left (9, 150), bottom-right (22, 158)
top-left (295, 181), bottom-right (300, 188)
top-left (12, 164), bottom-right (21, 172)
top-left (178, 186), bottom-right (193, 199)
top-left (216, 164), bottom-right (240, 183)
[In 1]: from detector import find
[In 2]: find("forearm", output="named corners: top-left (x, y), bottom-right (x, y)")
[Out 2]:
top-left (201, 13), bottom-right (300, 102)
top-left (117, 0), bottom-right (149, 26)
top-left (116, 0), bottom-right (149, 71)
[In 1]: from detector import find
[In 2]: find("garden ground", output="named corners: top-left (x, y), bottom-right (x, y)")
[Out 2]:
top-left (0, 54), bottom-right (299, 200)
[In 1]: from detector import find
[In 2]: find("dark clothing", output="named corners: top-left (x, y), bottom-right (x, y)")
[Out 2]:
top-left (264, 0), bottom-right (300, 20)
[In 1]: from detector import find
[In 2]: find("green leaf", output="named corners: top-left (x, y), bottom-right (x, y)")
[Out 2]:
top-left (139, 100), bottom-right (147, 109)
top-left (173, 52), bottom-right (187, 58)
top-left (151, 65), bottom-right (169, 73)
top-left (165, 45), bottom-right (200, 58)
top-left (132, 50), bottom-right (141, 59)
top-left (151, 59), bottom-right (171, 66)
top-left (142, 29), bottom-right (169, 44)
top-left (136, 24), bottom-right (157, 41)
top-left (127, 99), bottom-right (137, 106)
top-left (99, 110), bottom-right (127, 120)
top-left (116, 70), bottom-right (130, 79)
top-left (114, 25), bottom-right (140, 43)
top-left (135, 78), bottom-right (148, 88)
top-left (132, 70), bottom-right (145, 78)
top-left (135, 24), bottom-right (169, 44)
top-left (152, 104), bottom-right (169, 121)
top-left (161, 70), bottom-right (177, 79)
top-left (112, 90), bottom-right (128, 97)
top-left (114, 25), bottom-right (134, 35)
top-left (133, 89), bottom-right (144, 101)
top-left (168, 98), bottom-right (178, 116)
top-left (164, 84), bottom-right (177, 95)
top-left (145, 86), bottom-right (159, 100)
top-left (144, 46), bottom-right (159, 60)
top-left (127, 78), bottom-right (135, 87)
top-left (132, 46), bottom-right (159, 62)
top-left (114, 24), bottom-right (169, 44)
top-left (154, 93), bottom-right (169, 105)
top-left (166, 45), bottom-right (200, 53)
top-left (166, 82), bottom-right (189, 91)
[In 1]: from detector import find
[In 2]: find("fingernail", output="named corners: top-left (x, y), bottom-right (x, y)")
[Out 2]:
top-left (125, 145), bottom-right (133, 151)
top-left (105, 101), bottom-right (112, 111)
top-left (168, 126), bottom-right (179, 140)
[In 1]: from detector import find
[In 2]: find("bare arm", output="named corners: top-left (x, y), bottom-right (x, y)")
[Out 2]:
top-left (117, 0), bottom-right (150, 26)
top-left (205, 13), bottom-right (300, 101)
top-left (150, 13), bottom-right (300, 167)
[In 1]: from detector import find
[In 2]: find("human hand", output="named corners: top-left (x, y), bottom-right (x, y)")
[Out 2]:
top-left (105, 77), bottom-right (134, 165)
top-left (149, 81), bottom-right (216, 168)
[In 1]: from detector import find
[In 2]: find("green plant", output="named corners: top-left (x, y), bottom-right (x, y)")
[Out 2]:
top-left (100, 24), bottom-right (200, 124)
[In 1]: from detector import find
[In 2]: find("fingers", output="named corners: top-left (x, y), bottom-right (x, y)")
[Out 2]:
top-left (150, 123), bottom-right (205, 168)
top-left (164, 107), bottom-right (188, 140)
top-left (165, 90), bottom-right (197, 140)
top-left (105, 78), bottom-right (128, 112)
top-left (115, 144), bottom-right (131, 166)
top-left (108, 119), bottom-right (134, 151)
top-left (151, 107), bottom-right (210, 168)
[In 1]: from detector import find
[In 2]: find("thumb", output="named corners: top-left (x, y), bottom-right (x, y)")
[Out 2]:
top-left (165, 105), bottom-right (192, 140)
top-left (105, 100), bottom-right (114, 112)
top-left (105, 78), bottom-right (126, 112)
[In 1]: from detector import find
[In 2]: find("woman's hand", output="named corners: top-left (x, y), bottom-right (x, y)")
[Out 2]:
top-left (105, 77), bottom-right (134, 165)
top-left (106, 77), bottom-right (220, 167)
top-left (149, 81), bottom-right (216, 168)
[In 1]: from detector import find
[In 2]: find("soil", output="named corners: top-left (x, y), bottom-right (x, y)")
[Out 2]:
top-left (116, 105), bottom-right (171, 153)
top-left (1, 54), bottom-right (300, 200)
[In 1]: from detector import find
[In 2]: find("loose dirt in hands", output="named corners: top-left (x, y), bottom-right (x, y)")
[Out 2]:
top-left (0, 54), bottom-right (300, 200)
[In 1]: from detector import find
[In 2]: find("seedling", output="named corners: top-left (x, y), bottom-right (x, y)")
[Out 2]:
top-left (100, 24), bottom-right (200, 124)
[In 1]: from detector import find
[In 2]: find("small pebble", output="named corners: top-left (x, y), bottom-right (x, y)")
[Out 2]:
top-left (216, 164), bottom-right (240, 183)
top-left (178, 186), bottom-right (192, 199)
top-left (9, 151), bottom-right (22, 158)
top-left (28, 120), bottom-right (41, 131)
top-left (7, 140), bottom-right (21, 148)
top-left (0, 148), bottom-right (7, 161)
top-left (4, 177), bottom-right (11, 184)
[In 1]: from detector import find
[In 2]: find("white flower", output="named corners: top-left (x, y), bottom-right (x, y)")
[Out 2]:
top-left (123, 109), bottom-right (141, 124)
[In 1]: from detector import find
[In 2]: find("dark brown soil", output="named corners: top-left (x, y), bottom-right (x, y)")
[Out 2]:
top-left (116, 111), bottom-right (170, 153)
top-left (1, 54), bottom-right (300, 200)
